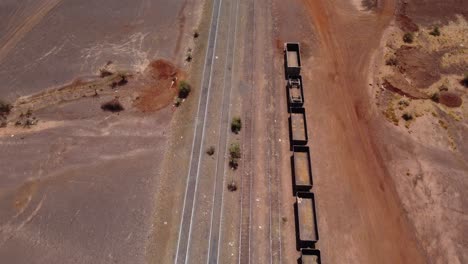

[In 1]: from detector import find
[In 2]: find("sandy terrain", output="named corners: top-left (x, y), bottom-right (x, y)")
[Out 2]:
top-left (272, 0), bottom-right (467, 263)
top-left (0, 0), bottom-right (197, 100)
top-left (369, 1), bottom-right (468, 263)
top-left (0, 0), bottom-right (206, 263)
top-left (274, 0), bottom-right (426, 263)
top-left (2, 0), bottom-right (466, 263)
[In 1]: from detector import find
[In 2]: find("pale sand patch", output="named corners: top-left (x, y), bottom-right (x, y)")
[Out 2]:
top-left (0, 120), bottom-right (64, 137)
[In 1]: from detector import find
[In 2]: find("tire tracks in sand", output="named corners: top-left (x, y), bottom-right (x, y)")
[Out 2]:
top-left (300, 0), bottom-right (427, 263)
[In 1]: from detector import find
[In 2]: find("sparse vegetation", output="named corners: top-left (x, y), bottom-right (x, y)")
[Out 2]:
top-left (99, 68), bottom-right (113, 78)
top-left (193, 31), bottom-right (199, 39)
top-left (227, 181), bottom-right (237, 192)
top-left (403, 32), bottom-right (414, 43)
top-left (398, 100), bottom-right (409, 110)
top-left (438, 85), bottom-right (449, 92)
top-left (231, 116), bottom-right (242, 134)
top-left (101, 98), bottom-right (124, 112)
top-left (178, 80), bottom-right (191, 99)
top-left (429, 26), bottom-right (440, 37)
top-left (15, 110), bottom-right (38, 128)
top-left (206, 146), bottom-right (215, 156)
top-left (398, 100), bottom-right (409, 106)
top-left (438, 119), bottom-right (448, 130)
top-left (383, 104), bottom-right (399, 126)
top-left (173, 97), bottom-right (182, 107)
top-left (110, 74), bottom-right (128, 88)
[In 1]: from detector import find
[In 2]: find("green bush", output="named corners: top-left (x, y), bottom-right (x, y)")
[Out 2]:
top-left (231, 116), bottom-right (242, 134)
top-left (403, 32), bottom-right (414, 43)
top-left (229, 142), bottom-right (241, 159)
top-left (178, 81), bottom-right (191, 99)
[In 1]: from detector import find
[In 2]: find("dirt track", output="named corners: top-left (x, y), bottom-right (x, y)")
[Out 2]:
top-left (273, 0), bottom-right (427, 262)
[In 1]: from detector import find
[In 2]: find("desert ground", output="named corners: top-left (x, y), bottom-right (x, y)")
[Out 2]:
top-left (0, 0), bottom-right (467, 263)
top-left (0, 0), bottom-right (205, 263)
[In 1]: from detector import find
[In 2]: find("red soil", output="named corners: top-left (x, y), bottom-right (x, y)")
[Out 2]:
top-left (395, 46), bottom-right (441, 89)
top-left (439, 92), bottom-right (462, 108)
top-left (134, 59), bottom-right (184, 113)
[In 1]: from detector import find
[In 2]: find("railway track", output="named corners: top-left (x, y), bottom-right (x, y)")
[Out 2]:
top-left (238, 0), bottom-right (256, 263)
top-left (265, 0), bottom-right (283, 261)
top-left (238, 0), bottom-right (283, 263)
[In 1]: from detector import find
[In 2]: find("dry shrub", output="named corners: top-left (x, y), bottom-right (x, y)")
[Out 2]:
top-left (0, 100), bottom-right (12, 115)
top-left (385, 57), bottom-right (398, 66)
top-left (231, 117), bottom-right (242, 134)
top-left (403, 32), bottom-right (414, 43)
top-left (461, 73), bottom-right (468, 88)
top-left (429, 27), bottom-right (440, 37)
top-left (178, 81), bottom-right (191, 99)
top-left (227, 181), bottom-right (237, 192)
top-left (206, 146), bottom-right (215, 156)
top-left (99, 68), bottom-right (113, 78)
top-left (101, 99), bottom-right (124, 112)
top-left (402, 113), bottom-right (413, 121)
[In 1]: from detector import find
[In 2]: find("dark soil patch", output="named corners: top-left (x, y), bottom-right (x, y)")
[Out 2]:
top-left (395, 2), bottom-right (419, 32)
top-left (439, 92), bottom-right (462, 107)
top-left (383, 75), bottom-right (429, 99)
top-left (404, 0), bottom-right (468, 26)
top-left (395, 46), bottom-right (441, 88)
